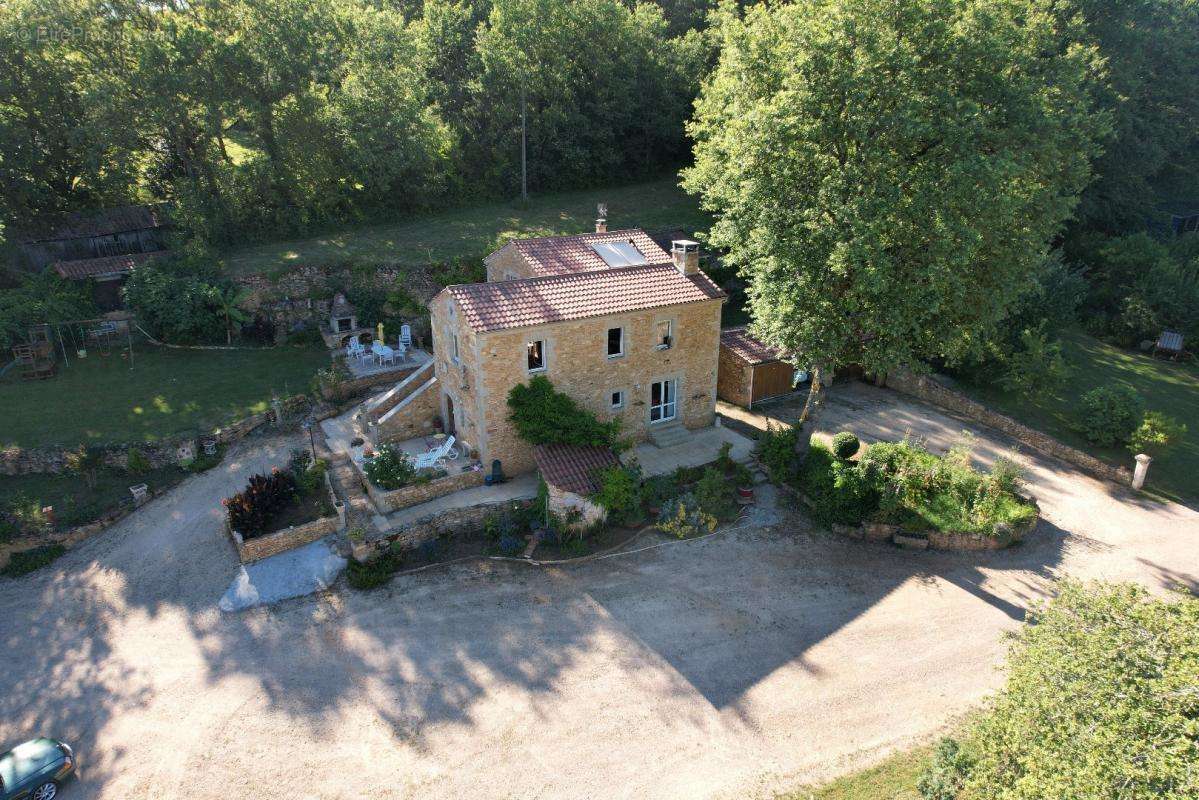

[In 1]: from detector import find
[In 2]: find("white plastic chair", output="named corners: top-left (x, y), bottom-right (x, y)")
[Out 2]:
top-left (413, 435), bottom-right (455, 470)
top-left (346, 339), bottom-right (365, 361)
top-left (400, 324), bottom-right (413, 350)
top-left (373, 342), bottom-right (396, 366)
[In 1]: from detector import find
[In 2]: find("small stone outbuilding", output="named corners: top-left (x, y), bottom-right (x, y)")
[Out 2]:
top-left (533, 443), bottom-right (621, 529)
top-left (717, 326), bottom-right (797, 408)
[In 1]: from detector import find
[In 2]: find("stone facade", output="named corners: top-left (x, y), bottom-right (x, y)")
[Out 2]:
top-left (430, 293), bottom-right (723, 475)
top-left (717, 346), bottom-right (753, 408)
top-left (483, 244), bottom-right (529, 282)
top-left (369, 376), bottom-right (441, 445)
top-left (546, 483), bottom-right (607, 529)
top-left (361, 466), bottom-right (485, 513)
top-left (358, 497), bottom-right (532, 560)
top-left (884, 369), bottom-right (1133, 485)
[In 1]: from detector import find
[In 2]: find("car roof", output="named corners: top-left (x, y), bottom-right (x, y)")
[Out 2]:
top-left (0, 739), bottom-right (62, 785)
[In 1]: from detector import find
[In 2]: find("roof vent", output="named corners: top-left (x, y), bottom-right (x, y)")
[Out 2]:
top-left (672, 240), bottom-right (700, 275)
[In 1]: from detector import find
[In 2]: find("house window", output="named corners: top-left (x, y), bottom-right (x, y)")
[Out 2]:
top-left (655, 320), bottom-right (672, 349)
top-left (527, 340), bottom-right (546, 372)
top-left (606, 327), bottom-right (624, 358)
top-left (610, 390), bottom-right (624, 410)
top-left (451, 333), bottom-right (460, 364)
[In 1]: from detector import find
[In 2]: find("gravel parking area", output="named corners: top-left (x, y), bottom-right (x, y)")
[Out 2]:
top-left (1, 389), bottom-right (1195, 800)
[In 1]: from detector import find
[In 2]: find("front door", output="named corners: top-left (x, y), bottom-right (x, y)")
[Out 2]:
top-left (650, 379), bottom-right (676, 423)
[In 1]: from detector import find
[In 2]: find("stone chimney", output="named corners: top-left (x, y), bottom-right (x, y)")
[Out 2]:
top-left (671, 240), bottom-right (700, 275)
top-left (595, 217), bottom-right (607, 233)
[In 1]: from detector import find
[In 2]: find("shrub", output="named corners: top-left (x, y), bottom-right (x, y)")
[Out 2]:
top-left (1, 544), bottom-right (66, 577)
top-left (925, 581), bottom-right (1199, 800)
top-left (1075, 384), bottom-right (1144, 446)
top-left (507, 376), bottom-right (621, 448)
top-left (592, 465), bottom-right (642, 525)
top-left (716, 441), bottom-right (735, 472)
top-left (1128, 411), bottom-right (1187, 457)
top-left (223, 468), bottom-right (298, 538)
top-left (656, 493), bottom-right (717, 539)
top-left (0, 519), bottom-right (17, 543)
top-left (830, 431), bottom-right (860, 460)
top-left (346, 547), bottom-right (405, 590)
top-left (64, 445), bottom-right (104, 490)
top-left (918, 738), bottom-right (973, 800)
top-left (996, 325), bottom-right (1069, 398)
top-left (126, 448), bottom-right (151, 475)
top-left (694, 466), bottom-right (738, 521)
top-left (364, 445), bottom-right (417, 490)
top-left (497, 535), bottom-right (524, 556)
top-left (757, 422), bottom-right (799, 482)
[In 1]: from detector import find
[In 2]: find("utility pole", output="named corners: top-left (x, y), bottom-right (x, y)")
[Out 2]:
top-left (520, 84), bottom-right (528, 202)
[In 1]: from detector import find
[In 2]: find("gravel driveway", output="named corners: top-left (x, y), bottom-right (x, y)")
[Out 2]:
top-left (1, 389), bottom-right (1196, 800)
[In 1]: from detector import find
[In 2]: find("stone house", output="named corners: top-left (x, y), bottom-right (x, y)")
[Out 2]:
top-left (426, 227), bottom-right (725, 475)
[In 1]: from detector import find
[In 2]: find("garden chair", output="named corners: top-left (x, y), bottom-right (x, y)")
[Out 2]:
top-left (346, 339), bottom-right (366, 362)
top-left (373, 341), bottom-right (396, 366)
top-left (400, 324), bottom-right (413, 351)
top-left (129, 484), bottom-right (149, 506)
top-left (413, 435), bottom-right (456, 470)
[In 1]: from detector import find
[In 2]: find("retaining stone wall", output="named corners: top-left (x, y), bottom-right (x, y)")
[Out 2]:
top-left (0, 395), bottom-right (309, 476)
top-left (356, 496), bottom-right (530, 561)
top-left (362, 466), bottom-right (485, 513)
top-left (883, 369), bottom-right (1132, 485)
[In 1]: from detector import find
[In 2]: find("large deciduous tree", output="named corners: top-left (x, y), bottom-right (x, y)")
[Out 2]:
top-left (683, 0), bottom-right (1107, 430)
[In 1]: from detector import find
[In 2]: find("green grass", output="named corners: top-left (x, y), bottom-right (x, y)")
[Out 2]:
top-left (221, 176), bottom-right (710, 276)
top-left (958, 329), bottom-right (1199, 502)
top-left (1, 544), bottom-right (67, 577)
top-left (780, 746), bottom-right (931, 800)
top-left (0, 344), bottom-right (329, 447)
top-left (0, 465), bottom-right (188, 530)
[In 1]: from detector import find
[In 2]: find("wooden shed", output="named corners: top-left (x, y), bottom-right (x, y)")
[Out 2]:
top-left (717, 326), bottom-right (797, 408)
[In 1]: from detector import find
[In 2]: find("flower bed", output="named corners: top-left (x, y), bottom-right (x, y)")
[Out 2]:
top-left (788, 433), bottom-right (1038, 550)
top-left (223, 452), bottom-right (344, 563)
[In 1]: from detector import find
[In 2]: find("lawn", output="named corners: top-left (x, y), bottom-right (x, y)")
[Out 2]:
top-left (0, 464), bottom-right (189, 532)
top-left (222, 176), bottom-right (711, 276)
top-left (0, 343), bottom-right (330, 448)
top-left (957, 329), bottom-right (1199, 502)
top-left (781, 746), bottom-right (930, 800)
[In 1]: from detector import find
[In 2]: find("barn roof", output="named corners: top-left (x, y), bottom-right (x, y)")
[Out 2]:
top-left (16, 205), bottom-right (166, 244)
top-left (532, 443), bottom-right (621, 496)
top-left (720, 326), bottom-right (784, 366)
top-left (52, 250), bottom-right (163, 280)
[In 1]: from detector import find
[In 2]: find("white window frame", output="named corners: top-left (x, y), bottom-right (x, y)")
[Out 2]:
top-left (610, 390), bottom-right (625, 410)
top-left (655, 319), bottom-right (673, 350)
top-left (649, 379), bottom-right (678, 423)
top-left (527, 339), bottom-right (547, 373)
top-left (606, 326), bottom-right (624, 359)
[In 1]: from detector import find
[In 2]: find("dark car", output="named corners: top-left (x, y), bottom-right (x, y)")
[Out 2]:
top-left (0, 739), bottom-right (75, 800)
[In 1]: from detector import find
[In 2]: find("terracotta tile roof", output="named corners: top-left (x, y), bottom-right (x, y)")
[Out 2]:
top-left (533, 443), bottom-right (620, 496)
top-left (444, 264), bottom-right (725, 333)
top-left (17, 205), bottom-right (166, 243)
top-left (500, 228), bottom-right (672, 277)
top-left (52, 250), bottom-right (164, 280)
top-left (720, 326), bottom-right (784, 365)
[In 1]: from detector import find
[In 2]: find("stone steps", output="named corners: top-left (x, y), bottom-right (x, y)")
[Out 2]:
top-left (648, 422), bottom-right (691, 449)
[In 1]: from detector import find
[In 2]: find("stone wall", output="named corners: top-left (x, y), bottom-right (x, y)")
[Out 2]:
top-left (716, 346), bottom-right (752, 408)
top-left (361, 464), bottom-right (485, 514)
top-left (547, 483), bottom-right (607, 530)
top-left (0, 394), bottom-right (310, 476)
top-left (357, 496), bottom-right (529, 560)
top-left (884, 369), bottom-right (1133, 485)
top-left (369, 376), bottom-right (441, 444)
top-left (226, 471), bottom-right (345, 562)
top-left (484, 244), bottom-right (530, 282)
top-left (439, 296), bottom-right (724, 476)
top-left (318, 362), bottom-right (423, 403)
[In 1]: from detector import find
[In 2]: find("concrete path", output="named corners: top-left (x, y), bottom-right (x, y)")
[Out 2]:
top-left (378, 473), bottom-right (540, 533)
top-left (218, 537), bottom-right (346, 612)
top-left (632, 425), bottom-right (755, 477)
top-left (0, 389), bottom-right (1195, 800)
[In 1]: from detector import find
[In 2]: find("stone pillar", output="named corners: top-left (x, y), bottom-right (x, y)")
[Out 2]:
top-left (1132, 453), bottom-right (1152, 490)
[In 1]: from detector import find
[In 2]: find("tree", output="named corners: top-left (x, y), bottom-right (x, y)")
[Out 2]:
top-left (683, 0), bottom-right (1106, 448)
top-left (1128, 411), bottom-right (1187, 458)
top-left (921, 581), bottom-right (1199, 800)
top-left (214, 285), bottom-right (252, 345)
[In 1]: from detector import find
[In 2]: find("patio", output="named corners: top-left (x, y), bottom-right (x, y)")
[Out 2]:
top-left (342, 345), bottom-right (431, 380)
top-left (633, 424), bottom-right (755, 477)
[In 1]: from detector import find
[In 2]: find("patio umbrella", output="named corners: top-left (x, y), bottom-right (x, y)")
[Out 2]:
top-left (376, 322), bottom-right (384, 343)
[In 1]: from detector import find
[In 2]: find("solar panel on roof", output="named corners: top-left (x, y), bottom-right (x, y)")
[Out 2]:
top-left (590, 241), bottom-right (647, 267)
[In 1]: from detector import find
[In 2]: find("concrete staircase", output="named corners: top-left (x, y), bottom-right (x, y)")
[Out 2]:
top-left (648, 421), bottom-right (690, 449)
top-left (361, 360), bottom-right (434, 425)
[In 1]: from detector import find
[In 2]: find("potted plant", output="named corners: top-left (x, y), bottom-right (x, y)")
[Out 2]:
top-left (734, 464), bottom-right (755, 503)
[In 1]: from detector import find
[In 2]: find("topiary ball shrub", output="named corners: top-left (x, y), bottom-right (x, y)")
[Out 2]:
top-left (831, 431), bottom-right (861, 460)
top-left (1075, 385), bottom-right (1144, 447)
